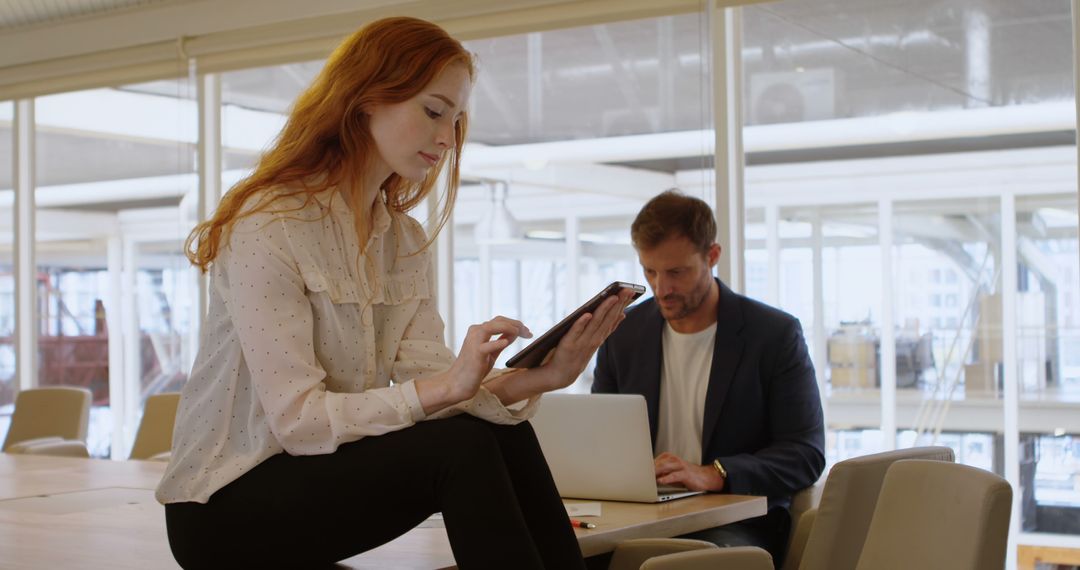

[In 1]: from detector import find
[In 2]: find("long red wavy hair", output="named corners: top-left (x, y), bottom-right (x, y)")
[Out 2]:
top-left (186, 16), bottom-right (475, 272)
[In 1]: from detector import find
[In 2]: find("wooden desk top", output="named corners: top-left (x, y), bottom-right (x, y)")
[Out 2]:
top-left (0, 455), bottom-right (767, 569)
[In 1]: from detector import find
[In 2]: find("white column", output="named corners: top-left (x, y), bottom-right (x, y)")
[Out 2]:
top-left (121, 239), bottom-right (140, 455)
top-left (1001, 193), bottom-right (1020, 570)
top-left (479, 243), bottom-right (492, 320)
top-left (566, 216), bottom-right (581, 307)
top-left (431, 197), bottom-right (455, 347)
top-left (105, 236), bottom-right (126, 459)
top-left (13, 99), bottom-right (35, 393)
top-left (196, 72), bottom-right (222, 340)
top-left (658, 16), bottom-right (676, 129)
top-left (964, 8), bottom-right (992, 108)
top-left (710, 2), bottom-right (745, 293)
top-left (765, 204), bottom-right (780, 306)
top-left (878, 199), bottom-right (896, 450)
top-left (811, 211), bottom-right (828, 423)
top-left (527, 33), bottom-right (543, 139)
top-left (1074, 0), bottom-right (1080, 289)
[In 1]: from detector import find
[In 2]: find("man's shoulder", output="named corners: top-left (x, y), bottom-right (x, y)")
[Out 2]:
top-left (723, 288), bottom-right (803, 348)
top-left (734, 291), bottom-right (799, 327)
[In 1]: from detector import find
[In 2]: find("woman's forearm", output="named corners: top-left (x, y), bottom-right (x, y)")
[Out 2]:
top-left (414, 370), bottom-right (464, 416)
top-left (483, 366), bottom-right (566, 406)
top-left (415, 365), bottom-right (566, 416)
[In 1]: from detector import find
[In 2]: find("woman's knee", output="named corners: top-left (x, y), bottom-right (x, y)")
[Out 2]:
top-left (422, 415), bottom-right (503, 464)
top-left (489, 418), bottom-right (539, 442)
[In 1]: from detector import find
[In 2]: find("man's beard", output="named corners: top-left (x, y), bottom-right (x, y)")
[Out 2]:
top-left (658, 272), bottom-right (712, 321)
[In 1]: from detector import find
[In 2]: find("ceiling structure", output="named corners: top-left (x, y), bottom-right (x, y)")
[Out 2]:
top-left (0, 0), bottom-right (1074, 224)
top-left (0, 0), bottom-right (180, 30)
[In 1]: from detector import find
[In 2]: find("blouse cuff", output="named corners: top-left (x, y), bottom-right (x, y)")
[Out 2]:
top-left (459, 386), bottom-right (539, 424)
top-left (400, 379), bottom-right (427, 422)
top-left (474, 368), bottom-right (541, 422)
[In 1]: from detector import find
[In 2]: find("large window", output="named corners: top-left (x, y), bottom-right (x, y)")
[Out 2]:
top-left (34, 79), bottom-right (196, 457)
top-left (742, 0), bottom-right (1078, 546)
top-left (455, 14), bottom-right (712, 389)
top-left (220, 60), bottom-right (321, 188)
top-left (1016, 193), bottom-right (1080, 534)
top-left (0, 101), bottom-right (13, 444)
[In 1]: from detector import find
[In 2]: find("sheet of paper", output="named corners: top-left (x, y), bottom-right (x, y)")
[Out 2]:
top-left (564, 502), bottom-right (602, 517)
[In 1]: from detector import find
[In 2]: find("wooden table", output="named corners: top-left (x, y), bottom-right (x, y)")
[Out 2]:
top-left (0, 455), bottom-right (766, 569)
top-left (1018, 545), bottom-right (1080, 570)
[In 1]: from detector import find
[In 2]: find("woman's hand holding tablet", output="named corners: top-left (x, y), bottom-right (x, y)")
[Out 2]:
top-left (506, 281), bottom-right (645, 369)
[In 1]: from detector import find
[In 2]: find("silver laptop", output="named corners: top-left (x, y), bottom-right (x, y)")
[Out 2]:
top-left (530, 393), bottom-right (704, 503)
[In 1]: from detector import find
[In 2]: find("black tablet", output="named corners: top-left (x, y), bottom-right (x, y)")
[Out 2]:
top-left (505, 281), bottom-right (646, 369)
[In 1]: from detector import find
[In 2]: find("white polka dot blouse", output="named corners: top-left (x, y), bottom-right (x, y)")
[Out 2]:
top-left (156, 186), bottom-right (538, 505)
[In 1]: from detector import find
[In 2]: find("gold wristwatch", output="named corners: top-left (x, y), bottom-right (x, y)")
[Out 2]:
top-left (712, 458), bottom-right (728, 480)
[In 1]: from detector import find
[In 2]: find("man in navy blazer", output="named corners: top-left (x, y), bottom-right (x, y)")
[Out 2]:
top-left (593, 190), bottom-right (825, 562)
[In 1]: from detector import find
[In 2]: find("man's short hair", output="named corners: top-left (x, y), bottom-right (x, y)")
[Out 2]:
top-left (631, 189), bottom-right (717, 254)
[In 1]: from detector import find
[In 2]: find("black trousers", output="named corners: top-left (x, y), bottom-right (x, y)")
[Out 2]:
top-left (165, 415), bottom-right (586, 569)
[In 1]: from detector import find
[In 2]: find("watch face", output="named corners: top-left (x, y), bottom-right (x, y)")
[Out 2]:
top-left (712, 459), bottom-right (727, 478)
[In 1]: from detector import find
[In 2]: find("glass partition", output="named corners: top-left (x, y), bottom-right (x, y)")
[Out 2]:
top-left (0, 101), bottom-right (14, 444)
top-left (1016, 193), bottom-right (1080, 535)
top-left (456, 13), bottom-right (713, 390)
top-left (220, 60), bottom-right (323, 188)
top-left (891, 197), bottom-right (1003, 472)
top-left (35, 78), bottom-right (196, 457)
top-left (742, 0), bottom-right (1079, 553)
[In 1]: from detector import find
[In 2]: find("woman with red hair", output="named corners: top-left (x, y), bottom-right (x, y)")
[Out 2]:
top-left (157, 16), bottom-right (630, 568)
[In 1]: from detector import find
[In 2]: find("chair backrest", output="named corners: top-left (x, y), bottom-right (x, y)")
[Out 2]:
top-left (798, 446), bottom-right (955, 570)
top-left (780, 476), bottom-right (825, 570)
top-left (2, 387), bottom-right (92, 451)
top-left (641, 546), bottom-right (772, 570)
top-left (128, 392), bottom-right (181, 460)
top-left (855, 460), bottom-right (1012, 570)
top-left (607, 538), bottom-right (718, 570)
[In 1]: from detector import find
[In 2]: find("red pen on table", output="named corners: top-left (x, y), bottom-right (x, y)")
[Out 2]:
top-left (570, 518), bottom-right (596, 529)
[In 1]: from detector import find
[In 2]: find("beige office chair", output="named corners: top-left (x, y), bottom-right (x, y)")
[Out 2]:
top-left (781, 476), bottom-right (824, 570)
top-left (615, 446), bottom-right (956, 570)
top-left (609, 481), bottom-right (822, 570)
top-left (642, 547), bottom-right (772, 570)
top-left (128, 392), bottom-right (180, 461)
top-left (608, 539), bottom-right (719, 570)
top-left (855, 459), bottom-right (1012, 570)
top-left (792, 445), bottom-right (956, 570)
top-left (2, 386), bottom-right (92, 457)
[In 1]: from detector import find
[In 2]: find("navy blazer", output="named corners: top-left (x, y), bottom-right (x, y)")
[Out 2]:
top-left (592, 279), bottom-right (825, 512)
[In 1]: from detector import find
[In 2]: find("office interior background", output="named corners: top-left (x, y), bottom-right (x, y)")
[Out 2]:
top-left (0, 0), bottom-right (1077, 565)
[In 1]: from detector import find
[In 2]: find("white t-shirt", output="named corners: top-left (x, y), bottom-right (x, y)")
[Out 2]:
top-left (654, 321), bottom-right (717, 465)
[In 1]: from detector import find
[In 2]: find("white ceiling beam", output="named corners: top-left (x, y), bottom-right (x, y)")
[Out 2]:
top-left (675, 146), bottom-right (1078, 208)
top-left (0, 147), bottom-right (1070, 228)
top-left (12, 90), bottom-right (1072, 170)
top-left (465, 162), bottom-right (673, 200)
top-left (463, 102), bottom-right (1076, 168)
top-left (25, 88), bottom-right (282, 152)
top-left (0, 209), bottom-right (120, 241)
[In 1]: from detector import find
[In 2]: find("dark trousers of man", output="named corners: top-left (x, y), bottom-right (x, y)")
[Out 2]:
top-left (165, 415), bottom-right (585, 570)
